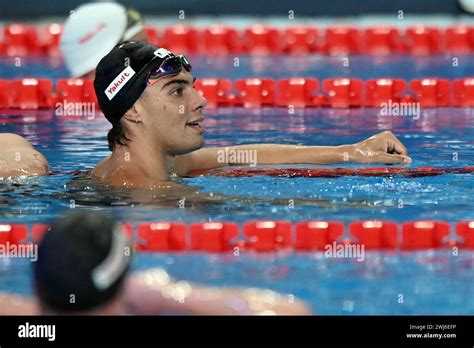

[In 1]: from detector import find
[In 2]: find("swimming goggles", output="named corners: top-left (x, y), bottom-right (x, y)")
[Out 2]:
top-left (147, 54), bottom-right (192, 82)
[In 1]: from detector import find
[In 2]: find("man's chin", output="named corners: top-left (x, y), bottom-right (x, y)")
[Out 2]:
top-left (172, 139), bottom-right (205, 156)
top-left (190, 138), bottom-right (205, 152)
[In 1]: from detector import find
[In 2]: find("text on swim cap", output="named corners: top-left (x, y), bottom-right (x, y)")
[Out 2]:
top-left (79, 22), bottom-right (107, 45)
top-left (105, 66), bottom-right (136, 100)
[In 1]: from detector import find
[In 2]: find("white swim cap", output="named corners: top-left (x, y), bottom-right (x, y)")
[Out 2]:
top-left (60, 2), bottom-right (143, 78)
top-left (459, 0), bottom-right (474, 13)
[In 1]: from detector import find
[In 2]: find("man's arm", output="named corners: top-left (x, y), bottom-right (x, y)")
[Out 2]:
top-left (175, 131), bottom-right (411, 175)
top-left (125, 269), bottom-right (312, 315)
top-left (176, 144), bottom-right (352, 175)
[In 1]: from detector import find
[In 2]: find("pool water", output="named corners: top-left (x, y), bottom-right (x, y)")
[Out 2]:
top-left (0, 55), bottom-right (473, 314)
top-left (1, 107), bottom-right (473, 224)
top-left (2, 250), bottom-right (474, 315)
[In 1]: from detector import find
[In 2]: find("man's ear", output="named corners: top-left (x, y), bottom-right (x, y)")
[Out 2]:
top-left (122, 103), bottom-right (139, 123)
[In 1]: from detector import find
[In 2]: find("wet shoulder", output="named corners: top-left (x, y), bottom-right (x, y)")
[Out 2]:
top-left (91, 157), bottom-right (111, 178)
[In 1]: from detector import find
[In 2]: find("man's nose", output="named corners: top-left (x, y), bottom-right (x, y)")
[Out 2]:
top-left (192, 88), bottom-right (208, 111)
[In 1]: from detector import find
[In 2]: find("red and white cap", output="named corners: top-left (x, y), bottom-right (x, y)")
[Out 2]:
top-left (60, 2), bottom-right (143, 78)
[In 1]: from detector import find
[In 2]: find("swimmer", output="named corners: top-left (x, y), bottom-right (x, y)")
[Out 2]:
top-left (92, 41), bottom-right (411, 189)
top-left (60, 2), bottom-right (147, 79)
top-left (0, 133), bottom-right (49, 178)
top-left (1, 2), bottom-right (145, 178)
top-left (0, 211), bottom-right (311, 315)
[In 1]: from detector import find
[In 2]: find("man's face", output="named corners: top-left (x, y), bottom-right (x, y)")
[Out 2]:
top-left (135, 70), bottom-right (208, 156)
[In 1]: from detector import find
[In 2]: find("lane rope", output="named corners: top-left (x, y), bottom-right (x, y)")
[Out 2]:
top-left (188, 166), bottom-right (474, 178)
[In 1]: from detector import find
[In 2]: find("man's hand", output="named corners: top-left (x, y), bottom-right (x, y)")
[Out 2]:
top-left (350, 131), bottom-right (412, 164)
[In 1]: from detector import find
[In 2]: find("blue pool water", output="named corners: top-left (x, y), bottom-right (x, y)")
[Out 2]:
top-left (2, 250), bottom-right (474, 315)
top-left (0, 55), bottom-right (473, 314)
top-left (1, 107), bottom-right (473, 224)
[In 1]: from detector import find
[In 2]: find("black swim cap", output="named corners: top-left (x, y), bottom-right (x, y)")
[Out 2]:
top-left (34, 211), bottom-right (132, 312)
top-left (94, 41), bottom-right (177, 125)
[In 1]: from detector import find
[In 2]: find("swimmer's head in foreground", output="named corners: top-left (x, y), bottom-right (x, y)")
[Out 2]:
top-left (60, 2), bottom-right (147, 79)
top-left (29, 210), bottom-right (312, 316)
top-left (94, 41), bottom-right (207, 158)
top-left (34, 211), bottom-right (132, 314)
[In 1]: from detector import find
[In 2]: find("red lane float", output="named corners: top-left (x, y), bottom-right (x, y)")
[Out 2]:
top-left (243, 221), bottom-right (292, 251)
top-left (143, 26), bottom-right (160, 46)
top-left (41, 23), bottom-right (62, 56)
top-left (350, 221), bottom-right (398, 250)
top-left (321, 78), bottom-right (363, 108)
top-left (409, 78), bottom-right (450, 107)
top-left (235, 78), bottom-right (275, 107)
top-left (2, 220), bottom-right (474, 251)
top-left (187, 166), bottom-right (474, 179)
top-left (283, 26), bottom-right (319, 53)
top-left (0, 224), bottom-right (28, 245)
top-left (55, 78), bottom-right (98, 106)
top-left (136, 222), bottom-right (186, 251)
top-left (1, 23), bottom-right (62, 56)
top-left (452, 78), bottom-right (474, 107)
top-left (323, 26), bottom-right (360, 54)
top-left (0, 77), bottom-right (474, 109)
top-left (161, 25), bottom-right (198, 54)
top-left (190, 222), bottom-right (239, 251)
top-left (203, 25), bottom-right (242, 54)
top-left (10, 78), bottom-right (53, 109)
top-left (445, 26), bottom-right (474, 53)
top-left (3, 24), bottom-right (41, 56)
top-left (363, 27), bottom-right (405, 54)
top-left (243, 25), bottom-right (282, 54)
top-left (456, 221), bottom-right (474, 248)
top-left (365, 78), bottom-right (407, 107)
top-left (0, 79), bottom-right (10, 108)
top-left (401, 221), bottom-right (450, 250)
top-left (277, 78), bottom-right (319, 107)
top-left (405, 26), bottom-right (441, 55)
top-left (6, 24), bottom-right (474, 55)
top-left (295, 221), bottom-right (344, 251)
top-left (194, 78), bottom-right (235, 107)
